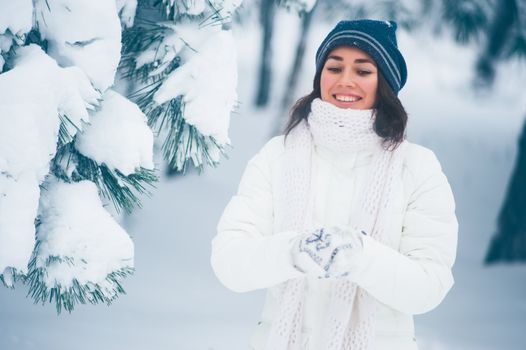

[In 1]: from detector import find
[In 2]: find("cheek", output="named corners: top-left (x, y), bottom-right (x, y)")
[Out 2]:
top-left (320, 73), bottom-right (333, 100)
top-left (363, 78), bottom-right (378, 95)
top-left (363, 78), bottom-right (378, 102)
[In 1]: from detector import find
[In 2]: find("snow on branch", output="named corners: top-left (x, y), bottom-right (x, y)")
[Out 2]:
top-left (34, 0), bottom-right (122, 91)
top-left (76, 90), bottom-right (154, 176)
top-left (27, 179), bottom-right (134, 314)
top-left (0, 44), bottom-right (99, 287)
top-left (0, 1), bottom-right (156, 311)
top-left (0, 0), bottom-right (33, 71)
top-left (121, 13), bottom-right (239, 172)
top-left (116, 0), bottom-right (139, 29)
top-left (161, 0), bottom-right (243, 23)
top-left (0, 0), bottom-right (243, 312)
top-left (0, 0), bottom-right (33, 37)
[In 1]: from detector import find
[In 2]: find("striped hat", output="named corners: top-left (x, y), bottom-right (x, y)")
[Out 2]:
top-left (315, 19), bottom-right (407, 94)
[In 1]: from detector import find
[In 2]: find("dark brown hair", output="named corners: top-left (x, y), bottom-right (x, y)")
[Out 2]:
top-left (284, 64), bottom-right (408, 150)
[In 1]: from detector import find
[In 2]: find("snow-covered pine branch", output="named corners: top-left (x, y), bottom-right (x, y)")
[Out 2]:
top-left (1, 0), bottom-right (244, 312)
top-left (120, 0), bottom-right (241, 173)
top-left (0, 44), bottom-right (99, 288)
top-left (0, 0), bottom-right (156, 312)
top-left (28, 179), bottom-right (135, 314)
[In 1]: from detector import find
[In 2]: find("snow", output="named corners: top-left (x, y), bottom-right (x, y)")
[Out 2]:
top-left (178, 0), bottom-right (207, 16)
top-left (154, 27), bottom-right (237, 144)
top-left (281, 0), bottom-right (317, 13)
top-left (115, 0), bottom-right (138, 28)
top-left (0, 34), bottom-right (12, 51)
top-left (34, 0), bottom-right (122, 91)
top-left (0, 45), bottom-right (98, 280)
top-left (75, 90), bottom-right (154, 176)
top-left (0, 0), bottom-right (33, 71)
top-left (162, 0), bottom-right (243, 19)
top-left (0, 0), bottom-right (33, 37)
top-left (0, 35), bottom-right (11, 71)
top-left (0, 173), bottom-right (40, 283)
top-left (211, 0), bottom-right (245, 20)
top-left (35, 179), bottom-right (134, 288)
top-left (162, 0), bottom-right (205, 16)
top-left (8, 45), bottom-right (100, 138)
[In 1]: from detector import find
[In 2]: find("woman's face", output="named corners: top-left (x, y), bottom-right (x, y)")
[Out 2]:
top-left (320, 46), bottom-right (378, 109)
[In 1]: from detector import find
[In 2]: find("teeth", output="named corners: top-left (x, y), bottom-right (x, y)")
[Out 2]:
top-left (335, 95), bottom-right (360, 102)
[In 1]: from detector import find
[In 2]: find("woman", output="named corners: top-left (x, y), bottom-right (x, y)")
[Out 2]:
top-left (211, 19), bottom-right (458, 350)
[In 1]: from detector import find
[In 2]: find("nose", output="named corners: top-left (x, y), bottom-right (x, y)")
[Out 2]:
top-left (337, 70), bottom-right (357, 87)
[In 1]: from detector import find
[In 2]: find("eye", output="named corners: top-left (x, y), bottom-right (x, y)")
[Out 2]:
top-left (357, 69), bottom-right (372, 76)
top-left (326, 66), bottom-right (342, 73)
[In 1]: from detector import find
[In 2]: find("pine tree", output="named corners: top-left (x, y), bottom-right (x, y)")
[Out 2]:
top-left (423, 0), bottom-right (526, 263)
top-left (0, 0), bottom-right (243, 313)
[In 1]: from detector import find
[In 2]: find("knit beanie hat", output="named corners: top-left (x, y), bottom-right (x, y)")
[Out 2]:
top-left (315, 19), bottom-right (407, 94)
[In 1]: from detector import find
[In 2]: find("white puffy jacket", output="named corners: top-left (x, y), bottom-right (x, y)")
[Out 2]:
top-left (211, 135), bottom-right (458, 350)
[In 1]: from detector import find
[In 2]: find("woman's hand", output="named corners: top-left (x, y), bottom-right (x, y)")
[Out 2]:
top-left (291, 227), bottom-right (365, 278)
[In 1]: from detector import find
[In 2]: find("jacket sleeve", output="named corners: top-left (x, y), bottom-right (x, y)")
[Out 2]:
top-left (210, 140), bottom-right (303, 293)
top-left (350, 147), bottom-right (458, 315)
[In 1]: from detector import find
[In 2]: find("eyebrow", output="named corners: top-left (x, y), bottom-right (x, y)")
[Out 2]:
top-left (326, 55), bottom-right (376, 65)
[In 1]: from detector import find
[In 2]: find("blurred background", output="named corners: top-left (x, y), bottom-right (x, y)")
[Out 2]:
top-left (1, 0), bottom-right (526, 349)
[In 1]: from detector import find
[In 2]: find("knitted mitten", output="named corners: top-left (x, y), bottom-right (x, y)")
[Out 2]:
top-left (291, 227), bottom-right (364, 278)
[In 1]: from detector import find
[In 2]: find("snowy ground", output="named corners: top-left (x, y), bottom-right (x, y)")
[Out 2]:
top-left (1, 11), bottom-right (526, 350)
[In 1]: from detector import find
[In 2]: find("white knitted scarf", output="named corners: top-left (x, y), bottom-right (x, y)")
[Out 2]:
top-left (266, 98), bottom-right (407, 350)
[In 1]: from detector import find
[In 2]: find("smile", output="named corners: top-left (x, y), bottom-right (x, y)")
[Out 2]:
top-left (334, 94), bottom-right (361, 102)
